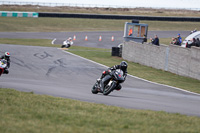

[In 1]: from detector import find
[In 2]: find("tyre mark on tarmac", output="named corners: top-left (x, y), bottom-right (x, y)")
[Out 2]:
top-left (46, 58), bottom-right (68, 76)
top-left (34, 51), bottom-right (53, 59)
top-left (11, 57), bottom-right (32, 70)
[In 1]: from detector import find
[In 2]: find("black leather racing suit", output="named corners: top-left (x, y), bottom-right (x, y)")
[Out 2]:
top-left (100, 65), bottom-right (127, 92)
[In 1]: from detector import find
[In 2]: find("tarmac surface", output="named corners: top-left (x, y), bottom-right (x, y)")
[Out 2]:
top-left (0, 44), bottom-right (200, 117)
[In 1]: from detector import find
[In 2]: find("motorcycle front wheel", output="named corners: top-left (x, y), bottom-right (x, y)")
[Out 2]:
top-left (103, 81), bottom-right (116, 95)
top-left (91, 82), bottom-right (99, 94)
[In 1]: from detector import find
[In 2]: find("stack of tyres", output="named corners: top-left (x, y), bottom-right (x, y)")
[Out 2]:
top-left (112, 47), bottom-right (122, 57)
top-left (111, 47), bottom-right (120, 56)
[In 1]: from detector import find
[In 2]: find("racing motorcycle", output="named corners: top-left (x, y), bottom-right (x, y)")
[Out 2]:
top-left (0, 59), bottom-right (7, 76)
top-left (92, 69), bottom-right (125, 95)
top-left (61, 40), bottom-right (73, 48)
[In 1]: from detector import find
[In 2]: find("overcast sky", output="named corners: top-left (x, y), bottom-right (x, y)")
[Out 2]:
top-left (5, 0), bottom-right (200, 9)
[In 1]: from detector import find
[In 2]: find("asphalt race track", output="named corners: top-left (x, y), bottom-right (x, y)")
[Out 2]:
top-left (0, 31), bottom-right (190, 49)
top-left (0, 44), bottom-right (200, 117)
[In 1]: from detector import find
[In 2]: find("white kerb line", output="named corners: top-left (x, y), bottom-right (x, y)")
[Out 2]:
top-left (51, 38), bottom-right (56, 45)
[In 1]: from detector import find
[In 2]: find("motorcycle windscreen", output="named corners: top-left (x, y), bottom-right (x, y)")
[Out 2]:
top-left (0, 61), bottom-right (7, 68)
top-left (114, 69), bottom-right (125, 82)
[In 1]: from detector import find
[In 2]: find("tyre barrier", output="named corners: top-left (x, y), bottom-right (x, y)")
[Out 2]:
top-left (39, 12), bottom-right (200, 22)
top-left (0, 11), bottom-right (38, 18)
top-left (112, 47), bottom-right (122, 57)
top-left (1, 11), bottom-right (200, 22)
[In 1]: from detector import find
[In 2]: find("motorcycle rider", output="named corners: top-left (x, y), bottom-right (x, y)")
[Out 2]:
top-left (62, 37), bottom-right (73, 48)
top-left (98, 61), bottom-right (128, 92)
top-left (0, 52), bottom-right (10, 74)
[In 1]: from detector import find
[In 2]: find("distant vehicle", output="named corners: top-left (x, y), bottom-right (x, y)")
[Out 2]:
top-left (182, 31), bottom-right (200, 47)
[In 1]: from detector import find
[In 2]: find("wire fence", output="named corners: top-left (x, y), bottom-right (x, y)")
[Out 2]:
top-left (0, 1), bottom-right (132, 8)
top-left (0, 1), bottom-right (200, 10)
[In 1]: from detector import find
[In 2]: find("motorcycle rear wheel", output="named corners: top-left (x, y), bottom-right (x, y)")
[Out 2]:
top-left (66, 44), bottom-right (71, 48)
top-left (103, 81), bottom-right (116, 95)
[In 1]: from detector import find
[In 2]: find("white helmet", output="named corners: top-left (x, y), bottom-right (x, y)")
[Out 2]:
top-left (5, 52), bottom-right (10, 57)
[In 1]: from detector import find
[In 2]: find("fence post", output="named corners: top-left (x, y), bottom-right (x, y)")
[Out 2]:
top-left (164, 47), bottom-right (170, 71)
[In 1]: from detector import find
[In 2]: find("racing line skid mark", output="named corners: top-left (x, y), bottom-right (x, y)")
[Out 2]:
top-left (61, 50), bottom-right (200, 96)
top-left (46, 58), bottom-right (67, 76)
top-left (34, 51), bottom-right (53, 59)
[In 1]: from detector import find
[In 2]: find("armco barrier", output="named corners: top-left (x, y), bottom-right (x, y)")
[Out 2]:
top-left (122, 41), bottom-right (200, 80)
top-left (0, 11), bottom-right (38, 18)
top-left (39, 12), bottom-right (200, 22)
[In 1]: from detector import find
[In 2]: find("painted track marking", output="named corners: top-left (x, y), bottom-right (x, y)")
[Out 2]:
top-left (51, 38), bottom-right (56, 45)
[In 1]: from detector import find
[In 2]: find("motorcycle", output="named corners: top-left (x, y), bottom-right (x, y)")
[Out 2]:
top-left (92, 69), bottom-right (125, 95)
top-left (0, 59), bottom-right (7, 76)
top-left (61, 40), bottom-right (73, 48)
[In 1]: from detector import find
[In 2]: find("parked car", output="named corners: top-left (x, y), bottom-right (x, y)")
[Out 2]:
top-left (182, 31), bottom-right (200, 47)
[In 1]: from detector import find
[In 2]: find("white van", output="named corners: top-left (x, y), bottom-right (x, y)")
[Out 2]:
top-left (182, 31), bottom-right (200, 47)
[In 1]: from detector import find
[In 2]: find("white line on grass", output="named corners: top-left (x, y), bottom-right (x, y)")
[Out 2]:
top-left (62, 50), bottom-right (200, 96)
top-left (51, 38), bottom-right (56, 45)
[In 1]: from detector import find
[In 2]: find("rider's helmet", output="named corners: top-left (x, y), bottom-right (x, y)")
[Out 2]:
top-left (120, 61), bottom-right (128, 71)
top-left (5, 52), bottom-right (10, 59)
top-left (68, 37), bottom-right (72, 41)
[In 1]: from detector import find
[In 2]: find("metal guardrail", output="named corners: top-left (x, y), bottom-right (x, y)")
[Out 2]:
top-left (0, 1), bottom-right (133, 8)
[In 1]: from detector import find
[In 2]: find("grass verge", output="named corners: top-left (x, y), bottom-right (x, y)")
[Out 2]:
top-left (159, 38), bottom-right (185, 45)
top-left (1, 38), bottom-right (200, 93)
top-left (1, 17), bottom-right (200, 32)
top-left (1, 88), bottom-right (200, 133)
top-left (0, 38), bottom-right (59, 47)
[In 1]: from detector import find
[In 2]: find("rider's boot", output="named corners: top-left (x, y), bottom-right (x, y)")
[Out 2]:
top-left (115, 84), bottom-right (122, 91)
top-left (3, 69), bottom-right (9, 74)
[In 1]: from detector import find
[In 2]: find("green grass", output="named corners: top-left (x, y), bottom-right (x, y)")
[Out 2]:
top-left (159, 37), bottom-right (185, 45)
top-left (1, 88), bottom-right (200, 133)
top-left (0, 38), bottom-right (200, 93)
top-left (145, 38), bottom-right (173, 45)
top-left (0, 38), bottom-right (57, 47)
top-left (1, 17), bottom-right (200, 32)
top-left (0, 17), bottom-right (125, 32)
top-left (159, 38), bottom-right (173, 45)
